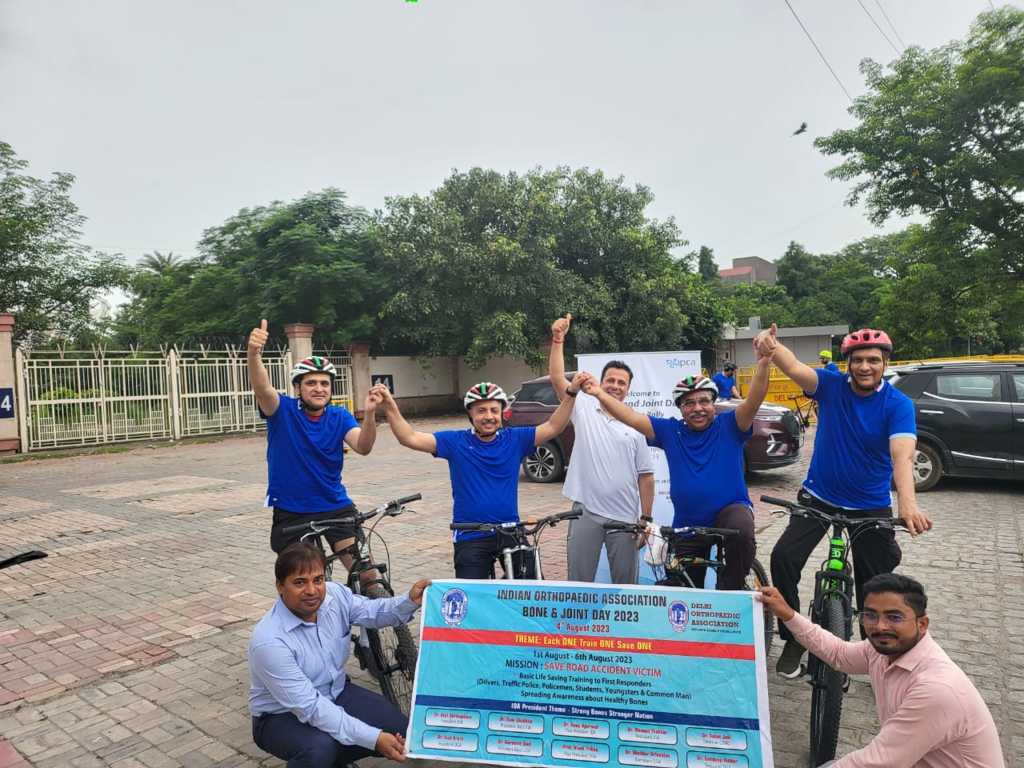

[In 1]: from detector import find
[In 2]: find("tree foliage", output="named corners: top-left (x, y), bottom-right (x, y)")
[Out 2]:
top-left (0, 141), bottom-right (127, 345)
top-left (117, 190), bottom-right (379, 347)
top-left (817, 7), bottom-right (1024, 279)
top-left (377, 167), bottom-right (727, 365)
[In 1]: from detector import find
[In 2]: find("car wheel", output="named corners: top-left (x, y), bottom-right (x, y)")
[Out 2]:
top-left (913, 443), bottom-right (942, 492)
top-left (522, 442), bottom-right (565, 483)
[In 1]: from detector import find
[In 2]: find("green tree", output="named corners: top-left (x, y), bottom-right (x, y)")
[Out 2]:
top-left (138, 250), bottom-right (186, 274)
top-left (775, 241), bottom-right (825, 302)
top-left (696, 245), bottom-right (719, 281)
top-left (117, 189), bottom-right (379, 346)
top-left (0, 141), bottom-right (127, 345)
top-left (817, 7), bottom-right (1024, 280)
top-left (376, 167), bottom-right (726, 365)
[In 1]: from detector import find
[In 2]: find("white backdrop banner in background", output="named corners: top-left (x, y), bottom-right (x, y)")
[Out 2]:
top-left (574, 351), bottom-right (701, 584)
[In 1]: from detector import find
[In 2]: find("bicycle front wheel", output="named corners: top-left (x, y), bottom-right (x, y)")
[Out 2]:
top-left (364, 582), bottom-right (419, 715)
top-left (745, 559), bottom-right (774, 654)
top-left (808, 596), bottom-right (846, 767)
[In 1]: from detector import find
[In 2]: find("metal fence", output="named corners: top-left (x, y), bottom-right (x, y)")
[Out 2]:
top-left (15, 347), bottom-right (353, 451)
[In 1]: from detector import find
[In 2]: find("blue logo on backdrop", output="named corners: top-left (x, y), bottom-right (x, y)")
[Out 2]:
top-left (441, 588), bottom-right (469, 626)
top-left (668, 600), bottom-right (689, 632)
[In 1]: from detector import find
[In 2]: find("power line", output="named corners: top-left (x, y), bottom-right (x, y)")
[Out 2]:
top-left (872, 0), bottom-right (907, 49)
top-left (782, 0), bottom-right (854, 103)
top-left (855, 0), bottom-right (902, 55)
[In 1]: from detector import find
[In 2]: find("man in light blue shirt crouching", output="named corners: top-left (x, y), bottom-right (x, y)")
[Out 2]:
top-left (249, 542), bottom-right (429, 767)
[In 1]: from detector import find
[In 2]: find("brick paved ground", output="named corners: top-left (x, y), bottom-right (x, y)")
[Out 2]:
top-left (0, 417), bottom-right (1020, 767)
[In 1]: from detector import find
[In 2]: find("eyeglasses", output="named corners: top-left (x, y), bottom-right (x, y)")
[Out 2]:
top-left (855, 610), bottom-right (910, 626)
top-left (681, 398), bottom-right (715, 409)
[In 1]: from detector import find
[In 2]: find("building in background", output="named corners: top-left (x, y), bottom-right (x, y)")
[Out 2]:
top-left (719, 256), bottom-right (777, 285)
top-left (717, 317), bottom-right (848, 368)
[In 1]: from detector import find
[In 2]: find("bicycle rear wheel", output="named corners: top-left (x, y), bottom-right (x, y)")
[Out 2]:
top-left (744, 559), bottom-right (774, 654)
top-left (364, 582), bottom-right (419, 715)
top-left (808, 596), bottom-right (846, 767)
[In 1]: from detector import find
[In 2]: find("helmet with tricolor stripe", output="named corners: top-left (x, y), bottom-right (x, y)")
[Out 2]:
top-left (671, 375), bottom-right (718, 407)
top-left (463, 381), bottom-right (509, 410)
top-left (290, 356), bottom-right (337, 385)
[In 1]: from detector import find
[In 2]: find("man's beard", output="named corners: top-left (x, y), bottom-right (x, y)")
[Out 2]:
top-left (870, 627), bottom-right (921, 656)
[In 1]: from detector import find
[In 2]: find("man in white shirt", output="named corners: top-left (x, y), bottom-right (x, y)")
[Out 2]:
top-left (549, 315), bottom-right (655, 584)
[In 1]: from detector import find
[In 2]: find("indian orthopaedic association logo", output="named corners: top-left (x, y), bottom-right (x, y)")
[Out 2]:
top-left (441, 588), bottom-right (469, 626)
top-left (668, 600), bottom-right (689, 632)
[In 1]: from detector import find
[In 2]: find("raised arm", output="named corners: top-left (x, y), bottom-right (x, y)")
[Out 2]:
top-left (735, 346), bottom-right (774, 432)
top-left (379, 387), bottom-right (437, 454)
top-left (753, 322), bottom-right (818, 394)
top-left (534, 373), bottom-right (579, 445)
top-left (344, 386), bottom-right (384, 456)
top-left (247, 319), bottom-right (280, 417)
top-left (548, 314), bottom-right (573, 401)
top-left (581, 375), bottom-right (655, 440)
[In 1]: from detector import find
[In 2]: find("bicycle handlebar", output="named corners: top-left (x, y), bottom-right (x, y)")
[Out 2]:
top-left (760, 495), bottom-right (907, 530)
top-left (602, 521), bottom-right (741, 540)
top-left (279, 493), bottom-right (423, 536)
top-left (450, 509), bottom-right (581, 534)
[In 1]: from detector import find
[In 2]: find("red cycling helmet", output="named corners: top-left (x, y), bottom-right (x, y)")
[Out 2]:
top-left (840, 328), bottom-right (893, 358)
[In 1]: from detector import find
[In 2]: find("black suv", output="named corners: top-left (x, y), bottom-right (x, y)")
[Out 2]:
top-left (888, 361), bottom-right (1024, 490)
top-left (506, 374), bottom-right (803, 483)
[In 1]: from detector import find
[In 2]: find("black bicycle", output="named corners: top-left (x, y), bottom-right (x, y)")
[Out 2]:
top-left (761, 495), bottom-right (907, 767)
top-left (449, 509), bottom-right (581, 579)
top-left (603, 521), bottom-right (774, 653)
top-left (280, 493), bottom-right (422, 714)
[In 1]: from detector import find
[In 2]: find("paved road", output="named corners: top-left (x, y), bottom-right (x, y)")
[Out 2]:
top-left (0, 417), bottom-right (1019, 767)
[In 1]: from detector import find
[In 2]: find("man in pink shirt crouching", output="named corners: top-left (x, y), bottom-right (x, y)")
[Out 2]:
top-left (759, 573), bottom-right (1004, 768)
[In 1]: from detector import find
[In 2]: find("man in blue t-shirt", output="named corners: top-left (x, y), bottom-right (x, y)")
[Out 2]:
top-left (580, 345), bottom-right (776, 590)
top-left (753, 324), bottom-right (933, 679)
top-left (819, 349), bottom-right (840, 373)
top-left (248, 320), bottom-right (383, 558)
top-left (712, 362), bottom-right (740, 400)
top-left (379, 380), bottom-right (575, 579)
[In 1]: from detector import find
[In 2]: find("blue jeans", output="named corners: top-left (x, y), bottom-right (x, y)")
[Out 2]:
top-left (252, 681), bottom-right (407, 767)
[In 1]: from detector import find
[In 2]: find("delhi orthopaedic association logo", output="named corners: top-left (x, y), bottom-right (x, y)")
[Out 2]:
top-left (668, 600), bottom-right (689, 632)
top-left (441, 588), bottom-right (469, 626)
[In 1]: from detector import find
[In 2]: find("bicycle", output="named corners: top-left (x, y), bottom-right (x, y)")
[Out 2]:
top-left (761, 495), bottom-right (907, 768)
top-left (449, 509), bottom-right (581, 579)
top-left (788, 394), bottom-right (818, 431)
top-left (279, 493), bottom-right (422, 714)
top-left (603, 521), bottom-right (774, 653)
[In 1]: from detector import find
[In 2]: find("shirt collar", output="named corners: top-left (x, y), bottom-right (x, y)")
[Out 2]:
top-left (890, 629), bottom-right (936, 672)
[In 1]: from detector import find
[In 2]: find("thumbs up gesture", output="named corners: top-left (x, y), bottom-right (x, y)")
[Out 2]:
top-left (551, 313), bottom-right (573, 343)
top-left (249, 319), bottom-right (269, 352)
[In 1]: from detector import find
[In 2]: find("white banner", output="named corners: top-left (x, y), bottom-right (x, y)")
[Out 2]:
top-left (574, 351), bottom-right (702, 584)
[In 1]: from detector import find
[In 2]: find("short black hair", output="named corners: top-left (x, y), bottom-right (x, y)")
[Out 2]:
top-left (863, 573), bottom-right (927, 617)
top-left (724, 362), bottom-right (737, 371)
top-left (600, 360), bottom-right (633, 384)
top-left (275, 542), bottom-right (327, 584)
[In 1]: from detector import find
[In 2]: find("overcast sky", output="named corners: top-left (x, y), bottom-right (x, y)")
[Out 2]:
top-left (1, 0), bottom-right (1012, 272)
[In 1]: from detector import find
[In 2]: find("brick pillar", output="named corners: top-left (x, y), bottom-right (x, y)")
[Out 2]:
top-left (0, 314), bottom-right (20, 453)
top-left (284, 323), bottom-right (315, 367)
top-left (350, 342), bottom-right (371, 418)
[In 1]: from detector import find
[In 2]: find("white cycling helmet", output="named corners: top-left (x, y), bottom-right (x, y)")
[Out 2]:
top-left (671, 375), bottom-right (718, 406)
top-left (463, 382), bottom-right (509, 410)
top-left (290, 356), bottom-right (338, 385)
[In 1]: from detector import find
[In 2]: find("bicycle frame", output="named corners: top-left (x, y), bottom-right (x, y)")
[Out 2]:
top-left (810, 525), bottom-right (856, 640)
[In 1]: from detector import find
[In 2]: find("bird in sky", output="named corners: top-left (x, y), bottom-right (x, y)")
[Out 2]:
top-left (792, 122), bottom-right (808, 136)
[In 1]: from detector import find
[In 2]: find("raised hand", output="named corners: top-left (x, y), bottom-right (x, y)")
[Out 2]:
top-left (365, 385), bottom-right (386, 412)
top-left (248, 319), bottom-right (269, 352)
top-left (551, 313), bottom-right (573, 343)
top-left (575, 371), bottom-right (599, 395)
top-left (752, 322), bottom-right (778, 357)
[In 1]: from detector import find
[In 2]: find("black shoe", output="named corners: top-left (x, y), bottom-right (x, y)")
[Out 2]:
top-left (776, 640), bottom-right (806, 679)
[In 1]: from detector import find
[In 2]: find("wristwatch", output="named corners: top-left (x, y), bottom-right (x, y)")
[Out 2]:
top-left (566, 387), bottom-right (578, 397)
